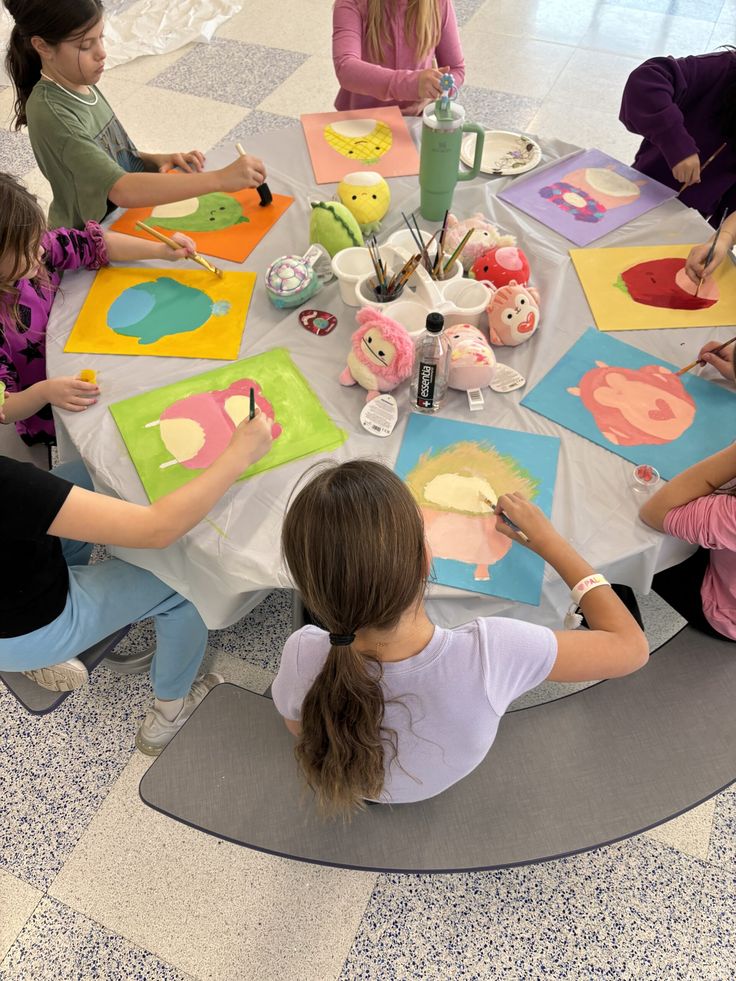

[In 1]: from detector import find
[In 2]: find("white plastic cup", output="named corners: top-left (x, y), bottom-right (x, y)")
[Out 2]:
top-left (440, 278), bottom-right (491, 327)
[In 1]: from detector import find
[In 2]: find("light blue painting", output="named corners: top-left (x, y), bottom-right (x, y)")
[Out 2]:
top-left (521, 328), bottom-right (736, 480)
top-left (395, 415), bottom-right (560, 605)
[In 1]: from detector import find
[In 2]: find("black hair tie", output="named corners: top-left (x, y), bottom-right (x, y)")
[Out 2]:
top-left (329, 632), bottom-right (355, 647)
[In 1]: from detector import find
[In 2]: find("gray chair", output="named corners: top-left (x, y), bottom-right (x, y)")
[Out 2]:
top-left (139, 625), bottom-right (736, 872)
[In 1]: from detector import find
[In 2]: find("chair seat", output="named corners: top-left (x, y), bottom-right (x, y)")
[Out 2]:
top-left (139, 625), bottom-right (736, 873)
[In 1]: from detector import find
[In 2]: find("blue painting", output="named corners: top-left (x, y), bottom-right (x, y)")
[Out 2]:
top-left (394, 415), bottom-right (560, 605)
top-left (521, 328), bottom-right (736, 480)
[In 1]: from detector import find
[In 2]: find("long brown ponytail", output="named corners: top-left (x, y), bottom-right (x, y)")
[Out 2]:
top-left (3, 0), bottom-right (104, 129)
top-left (281, 460), bottom-right (428, 818)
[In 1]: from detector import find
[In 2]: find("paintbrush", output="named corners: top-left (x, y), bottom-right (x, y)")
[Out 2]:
top-left (235, 142), bottom-right (272, 206)
top-left (482, 496), bottom-right (529, 544)
top-left (135, 221), bottom-right (224, 277)
top-left (433, 209), bottom-right (449, 280)
top-left (412, 213), bottom-right (434, 272)
top-left (675, 334), bottom-right (736, 377)
top-left (386, 253), bottom-right (421, 295)
top-left (678, 141), bottom-right (727, 194)
top-left (249, 386), bottom-right (256, 420)
top-left (443, 228), bottom-right (473, 273)
top-left (401, 211), bottom-right (427, 255)
top-left (366, 236), bottom-right (387, 294)
top-left (696, 207), bottom-right (729, 297)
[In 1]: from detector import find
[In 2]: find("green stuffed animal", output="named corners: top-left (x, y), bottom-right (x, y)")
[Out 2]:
top-left (309, 200), bottom-right (364, 257)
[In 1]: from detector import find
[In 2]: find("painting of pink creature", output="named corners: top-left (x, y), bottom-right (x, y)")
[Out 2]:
top-left (497, 148), bottom-right (676, 246)
top-left (521, 328), bottom-right (736, 480)
top-left (339, 307), bottom-right (415, 401)
top-left (486, 281), bottom-right (541, 346)
top-left (394, 415), bottom-right (560, 604)
top-left (110, 348), bottom-right (347, 501)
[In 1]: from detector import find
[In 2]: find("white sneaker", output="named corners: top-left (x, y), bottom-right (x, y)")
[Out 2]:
top-left (21, 657), bottom-right (89, 692)
top-left (135, 673), bottom-right (224, 757)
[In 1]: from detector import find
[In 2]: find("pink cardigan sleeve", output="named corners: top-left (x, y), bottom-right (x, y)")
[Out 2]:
top-left (435, 0), bottom-right (465, 86)
top-left (332, 0), bottom-right (421, 103)
top-left (663, 493), bottom-right (736, 551)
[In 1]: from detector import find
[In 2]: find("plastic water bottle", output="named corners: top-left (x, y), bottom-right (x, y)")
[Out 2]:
top-left (411, 312), bottom-right (449, 413)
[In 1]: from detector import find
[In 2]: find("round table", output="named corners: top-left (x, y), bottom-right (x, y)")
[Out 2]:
top-left (46, 123), bottom-right (731, 630)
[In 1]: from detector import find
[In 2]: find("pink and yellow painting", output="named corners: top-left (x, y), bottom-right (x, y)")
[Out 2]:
top-left (300, 106), bottom-right (420, 184)
top-left (570, 244), bottom-right (736, 331)
top-left (521, 328), bottom-right (736, 480)
top-left (394, 416), bottom-right (560, 604)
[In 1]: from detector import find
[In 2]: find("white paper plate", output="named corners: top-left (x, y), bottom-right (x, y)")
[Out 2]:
top-left (461, 130), bottom-right (542, 177)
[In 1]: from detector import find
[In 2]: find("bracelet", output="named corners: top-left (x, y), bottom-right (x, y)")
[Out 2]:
top-left (570, 574), bottom-right (610, 606)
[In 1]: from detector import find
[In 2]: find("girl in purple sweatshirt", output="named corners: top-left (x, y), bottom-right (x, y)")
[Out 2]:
top-left (332, 0), bottom-right (465, 116)
top-left (0, 172), bottom-right (193, 446)
top-left (620, 51), bottom-right (736, 223)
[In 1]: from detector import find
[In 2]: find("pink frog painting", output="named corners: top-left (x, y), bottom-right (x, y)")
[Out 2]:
top-left (567, 361), bottom-right (696, 445)
top-left (404, 441), bottom-right (538, 581)
top-left (539, 164), bottom-right (647, 224)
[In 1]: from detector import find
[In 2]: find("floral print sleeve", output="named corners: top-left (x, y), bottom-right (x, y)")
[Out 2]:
top-left (41, 221), bottom-right (109, 274)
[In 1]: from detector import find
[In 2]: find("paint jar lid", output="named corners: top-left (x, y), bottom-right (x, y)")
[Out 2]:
top-left (426, 312), bottom-right (444, 333)
top-left (632, 464), bottom-right (660, 491)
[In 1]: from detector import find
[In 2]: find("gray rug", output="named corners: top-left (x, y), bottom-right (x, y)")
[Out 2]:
top-left (139, 626), bottom-right (736, 872)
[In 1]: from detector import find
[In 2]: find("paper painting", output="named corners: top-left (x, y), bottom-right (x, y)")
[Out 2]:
top-left (110, 348), bottom-right (347, 501)
top-left (570, 244), bottom-right (736, 331)
top-left (110, 186), bottom-right (294, 262)
top-left (497, 148), bottom-right (676, 246)
top-left (521, 328), bottom-right (736, 480)
top-left (300, 106), bottom-right (419, 184)
top-left (394, 415), bottom-right (560, 604)
top-left (64, 267), bottom-right (255, 360)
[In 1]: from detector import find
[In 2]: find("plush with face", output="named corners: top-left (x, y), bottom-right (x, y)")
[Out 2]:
top-left (339, 307), bottom-right (415, 401)
top-left (446, 323), bottom-right (497, 390)
top-left (470, 246), bottom-right (531, 287)
top-left (567, 361), bottom-right (696, 445)
top-left (336, 171), bottom-right (391, 234)
top-left (486, 280), bottom-right (541, 347)
top-left (443, 213), bottom-right (516, 272)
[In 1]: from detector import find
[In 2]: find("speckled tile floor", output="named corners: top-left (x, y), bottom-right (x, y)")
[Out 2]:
top-left (1, 1), bottom-right (735, 978)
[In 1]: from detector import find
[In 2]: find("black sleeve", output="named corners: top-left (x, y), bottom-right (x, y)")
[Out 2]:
top-left (0, 457), bottom-right (75, 541)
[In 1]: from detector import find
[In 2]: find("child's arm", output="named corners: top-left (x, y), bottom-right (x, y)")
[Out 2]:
top-left (137, 150), bottom-right (206, 174)
top-left (108, 154), bottom-right (266, 210)
top-left (619, 54), bottom-right (725, 177)
top-left (332, 0), bottom-right (429, 104)
top-left (103, 230), bottom-right (195, 264)
top-left (639, 444), bottom-right (736, 531)
top-left (435, 0), bottom-right (465, 88)
top-left (494, 493), bottom-right (649, 682)
top-left (41, 224), bottom-right (193, 272)
top-left (2, 378), bottom-right (99, 423)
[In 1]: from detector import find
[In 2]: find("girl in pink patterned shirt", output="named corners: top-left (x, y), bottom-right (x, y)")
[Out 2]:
top-left (0, 172), bottom-right (194, 446)
top-left (639, 342), bottom-right (736, 641)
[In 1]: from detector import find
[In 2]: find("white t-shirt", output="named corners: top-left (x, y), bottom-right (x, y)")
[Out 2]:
top-left (271, 618), bottom-right (557, 804)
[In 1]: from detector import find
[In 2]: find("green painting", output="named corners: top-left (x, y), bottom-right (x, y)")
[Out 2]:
top-left (110, 348), bottom-right (347, 501)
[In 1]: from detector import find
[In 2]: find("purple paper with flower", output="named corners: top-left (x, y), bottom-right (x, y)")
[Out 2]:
top-left (497, 148), bottom-right (677, 246)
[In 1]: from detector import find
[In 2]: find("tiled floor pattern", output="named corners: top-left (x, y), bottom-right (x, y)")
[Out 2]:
top-left (1, 0), bottom-right (736, 977)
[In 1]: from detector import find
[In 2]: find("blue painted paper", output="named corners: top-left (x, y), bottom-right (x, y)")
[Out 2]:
top-left (394, 415), bottom-right (560, 606)
top-left (521, 328), bottom-right (736, 480)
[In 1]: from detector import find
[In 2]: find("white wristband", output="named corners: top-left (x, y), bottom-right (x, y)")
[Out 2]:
top-left (570, 574), bottom-right (610, 606)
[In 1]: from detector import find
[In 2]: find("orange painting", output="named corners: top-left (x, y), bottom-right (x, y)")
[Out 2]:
top-left (110, 186), bottom-right (294, 263)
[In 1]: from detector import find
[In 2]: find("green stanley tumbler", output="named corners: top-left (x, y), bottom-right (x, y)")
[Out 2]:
top-left (419, 101), bottom-right (485, 221)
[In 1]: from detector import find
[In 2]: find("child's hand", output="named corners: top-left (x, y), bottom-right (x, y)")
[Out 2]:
top-left (698, 340), bottom-right (735, 381)
top-left (44, 377), bottom-right (99, 412)
top-left (418, 67), bottom-right (445, 100)
top-left (685, 236), bottom-right (731, 284)
top-left (157, 151), bottom-right (206, 173)
top-left (494, 491), bottom-right (560, 555)
top-left (672, 153), bottom-right (700, 188)
top-left (226, 407), bottom-right (273, 468)
top-left (218, 153), bottom-right (267, 191)
top-left (159, 232), bottom-right (196, 262)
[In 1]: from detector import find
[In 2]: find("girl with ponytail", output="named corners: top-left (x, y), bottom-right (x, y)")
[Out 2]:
top-left (3, 0), bottom-right (266, 229)
top-left (274, 461), bottom-right (649, 817)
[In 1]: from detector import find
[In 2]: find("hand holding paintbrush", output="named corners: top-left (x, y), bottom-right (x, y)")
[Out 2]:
top-left (687, 207), bottom-right (731, 297)
top-left (675, 335), bottom-right (736, 377)
top-left (135, 221), bottom-right (224, 277)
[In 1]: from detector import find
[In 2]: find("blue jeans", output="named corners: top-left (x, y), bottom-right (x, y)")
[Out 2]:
top-left (0, 461), bottom-right (208, 699)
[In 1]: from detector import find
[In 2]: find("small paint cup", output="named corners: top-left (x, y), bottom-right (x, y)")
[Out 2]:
top-left (332, 245), bottom-right (398, 307)
top-left (386, 228), bottom-right (433, 254)
top-left (632, 464), bottom-right (660, 495)
top-left (439, 278), bottom-right (491, 327)
top-left (380, 299), bottom-right (433, 338)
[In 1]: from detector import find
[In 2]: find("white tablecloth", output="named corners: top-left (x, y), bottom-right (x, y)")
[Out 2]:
top-left (46, 122), bottom-right (732, 629)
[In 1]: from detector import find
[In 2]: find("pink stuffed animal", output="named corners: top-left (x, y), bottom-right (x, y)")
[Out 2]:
top-left (443, 213), bottom-right (516, 272)
top-left (486, 280), bottom-right (541, 346)
top-left (470, 246), bottom-right (531, 287)
top-left (446, 323), bottom-right (497, 391)
top-left (339, 307), bottom-right (415, 401)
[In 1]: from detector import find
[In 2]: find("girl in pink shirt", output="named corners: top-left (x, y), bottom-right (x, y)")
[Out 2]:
top-left (639, 342), bottom-right (736, 641)
top-left (332, 0), bottom-right (465, 116)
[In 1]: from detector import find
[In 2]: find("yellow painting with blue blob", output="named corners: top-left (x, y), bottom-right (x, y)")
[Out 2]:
top-left (64, 267), bottom-right (256, 360)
